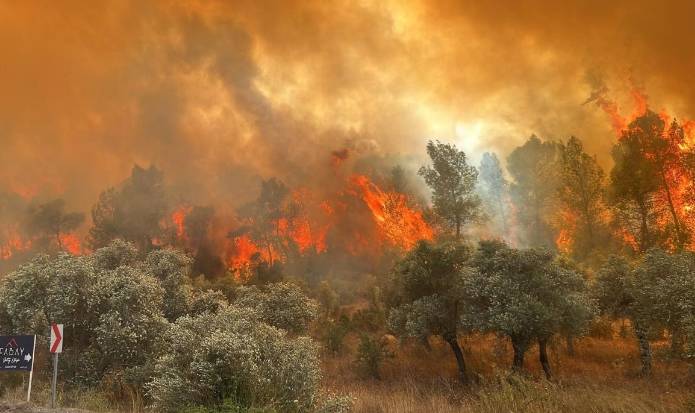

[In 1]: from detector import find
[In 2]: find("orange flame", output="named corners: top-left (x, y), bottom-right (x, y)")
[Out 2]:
top-left (227, 234), bottom-right (265, 268)
top-left (350, 174), bottom-right (433, 250)
top-left (171, 206), bottom-right (192, 240)
top-left (59, 233), bottom-right (81, 255)
top-left (0, 226), bottom-right (32, 260)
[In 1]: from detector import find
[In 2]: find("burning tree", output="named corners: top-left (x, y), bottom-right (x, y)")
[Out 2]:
top-left (418, 140), bottom-right (480, 239)
top-left (89, 165), bottom-right (169, 252)
top-left (557, 136), bottom-right (609, 259)
top-left (24, 198), bottom-right (84, 254)
top-left (609, 111), bottom-right (693, 252)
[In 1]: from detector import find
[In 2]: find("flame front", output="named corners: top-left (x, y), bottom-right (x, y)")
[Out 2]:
top-left (350, 175), bottom-right (433, 250)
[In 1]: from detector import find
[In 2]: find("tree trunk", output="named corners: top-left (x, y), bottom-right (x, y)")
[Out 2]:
top-left (566, 334), bottom-right (575, 356)
top-left (511, 336), bottom-right (528, 373)
top-left (443, 331), bottom-right (467, 383)
top-left (634, 323), bottom-right (652, 376)
top-left (538, 338), bottom-right (552, 379)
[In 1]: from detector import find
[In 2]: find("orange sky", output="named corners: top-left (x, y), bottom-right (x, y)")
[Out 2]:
top-left (2, 0), bottom-right (695, 210)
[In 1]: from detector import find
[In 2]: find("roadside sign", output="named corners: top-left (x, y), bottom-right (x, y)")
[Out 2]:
top-left (50, 323), bottom-right (63, 353)
top-left (49, 323), bottom-right (64, 408)
top-left (0, 335), bottom-right (35, 371)
top-left (0, 335), bottom-right (36, 401)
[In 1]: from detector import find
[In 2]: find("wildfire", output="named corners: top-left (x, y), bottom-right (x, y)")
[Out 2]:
top-left (350, 174), bottom-right (433, 250)
top-left (224, 174), bottom-right (435, 271)
top-left (59, 233), bottom-right (82, 255)
top-left (0, 227), bottom-right (32, 260)
top-left (227, 234), bottom-right (266, 269)
top-left (591, 86), bottom-right (695, 252)
top-left (171, 206), bottom-right (192, 240)
top-left (555, 209), bottom-right (577, 254)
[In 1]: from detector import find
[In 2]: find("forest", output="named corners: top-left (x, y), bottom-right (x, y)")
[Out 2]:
top-left (3, 1), bottom-right (695, 412)
top-left (1, 99), bottom-right (695, 412)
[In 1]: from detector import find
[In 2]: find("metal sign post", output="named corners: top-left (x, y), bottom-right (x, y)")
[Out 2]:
top-left (50, 323), bottom-right (63, 409)
top-left (27, 335), bottom-right (36, 402)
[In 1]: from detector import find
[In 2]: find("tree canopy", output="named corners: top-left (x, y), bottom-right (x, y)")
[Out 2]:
top-left (418, 140), bottom-right (480, 238)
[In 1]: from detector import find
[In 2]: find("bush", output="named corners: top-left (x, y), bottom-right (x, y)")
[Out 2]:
top-left (234, 282), bottom-right (318, 334)
top-left (143, 248), bottom-right (193, 321)
top-left (321, 318), bottom-right (349, 355)
top-left (587, 316), bottom-right (615, 340)
top-left (147, 306), bottom-right (321, 412)
top-left (355, 334), bottom-right (393, 380)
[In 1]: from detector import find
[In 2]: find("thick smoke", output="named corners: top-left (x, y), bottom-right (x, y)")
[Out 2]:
top-left (1, 0), bottom-right (694, 214)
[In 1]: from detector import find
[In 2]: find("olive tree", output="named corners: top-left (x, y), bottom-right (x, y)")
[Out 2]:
top-left (633, 249), bottom-right (695, 355)
top-left (465, 240), bottom-right (594, 378)
top-left (593, 255), bottom-right (651, 374)
top-left (387, 240), bottom-right (473, 382)
top-left (595, 250), bottom-right (695, 374)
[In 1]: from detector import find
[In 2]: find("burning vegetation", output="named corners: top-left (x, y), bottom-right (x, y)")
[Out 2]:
top-left (3, 89), bottom-right (695, 276)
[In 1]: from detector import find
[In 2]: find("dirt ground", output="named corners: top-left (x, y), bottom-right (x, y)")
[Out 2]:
top-left (0, 402), bottom-right (92, 413)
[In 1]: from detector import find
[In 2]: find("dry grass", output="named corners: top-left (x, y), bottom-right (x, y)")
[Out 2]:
top-left (323, 333), bottom-right (695, 413)
top-left (2, 333), bottom-right (693, 412)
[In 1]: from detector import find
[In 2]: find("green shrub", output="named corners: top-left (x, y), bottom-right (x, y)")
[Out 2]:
top-left (147, 306), bottom-right (321, 412)
top-left (355, 334), bottom-right (392, 380)
top-left (322, 318), bottom-right (349, 355)
top-left (234, 282), bottom-right (318, 334)
top-left (587, 316), bottom-right (614, 340)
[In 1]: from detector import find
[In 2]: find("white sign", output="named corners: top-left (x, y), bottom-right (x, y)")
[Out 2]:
top-left (50, 323), bottom-right (63, 354)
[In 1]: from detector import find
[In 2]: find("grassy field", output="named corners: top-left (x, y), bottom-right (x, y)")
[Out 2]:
top-left (323, 333), bottom-right (695, 413)
top-left (1, 333), bottom-right (693, 412)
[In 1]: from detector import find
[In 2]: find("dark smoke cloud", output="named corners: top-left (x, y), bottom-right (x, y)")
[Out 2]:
top-left (1, 0), bottom-right (694, 216)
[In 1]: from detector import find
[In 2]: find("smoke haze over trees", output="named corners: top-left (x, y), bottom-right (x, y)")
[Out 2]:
top-left (2, 2), bottom-right (695, 412)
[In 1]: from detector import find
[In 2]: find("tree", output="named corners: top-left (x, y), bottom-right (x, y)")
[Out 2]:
top-left (478, 152), bottom-right (510, 238)
top-left (507, 136), bottom-right (562, 248)
top-left (0, 241), bottom-right (170, 384)
top-left (387, 240), bottom-right (473, 382)
top-left (24, 199), bottom-right (84, 252)
top-left (92, 265), bottom-right (168, 385)
top-left (240, 178), bottom-right (290, 265)
top-left (389, 164), bottom-right (409, 194)
top-left (557, 137), bottom-right (608, 259)
top-left (418, 140), bottom-right (480, 238)
top-left (355, 334), bottom-right (393, 380)
top-left (596, 250), bottom-right (695, 374)
top-left (465, 241), bottom-right (594, 378)
top-left (594, 254), bottom-right (656, 375)
top-left (609, 112), bottom-right (691, 252)
top-left (634, 249), bottom-right (695, 355)
top-left (89, 165), bottom-right (169, 251)
top-left (184, 206), bottom-right (224, 278)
